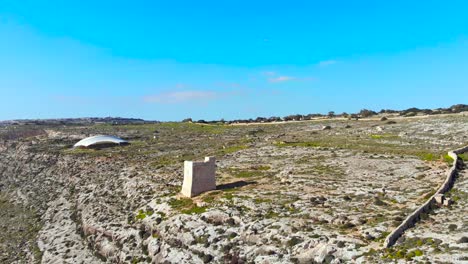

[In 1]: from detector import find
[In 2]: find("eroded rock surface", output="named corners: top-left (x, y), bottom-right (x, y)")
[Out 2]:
top-left (0, 113), bottom-right (467, 263)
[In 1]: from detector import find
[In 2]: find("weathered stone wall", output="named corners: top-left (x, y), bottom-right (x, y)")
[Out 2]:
top-left (181, 157), bottom-right (216, 198)
top-left (383, 145), bottom-right (468, 247)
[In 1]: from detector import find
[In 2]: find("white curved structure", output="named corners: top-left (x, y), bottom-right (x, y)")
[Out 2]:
top-left (74, 135), bottom-right (128, 148)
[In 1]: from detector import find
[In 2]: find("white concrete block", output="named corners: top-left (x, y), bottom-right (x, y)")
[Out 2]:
top-left (181, 157), bottom-right (216, 198)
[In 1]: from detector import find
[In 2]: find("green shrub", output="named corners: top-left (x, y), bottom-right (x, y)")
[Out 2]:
top-left (443, 154), bottom-right (454, 164)
top-left (395, 249), bottom-right (407, 258)
top-left (135, 210), bottom-right (147, 220)
top-left (458, 153), bottom-right (468, 161)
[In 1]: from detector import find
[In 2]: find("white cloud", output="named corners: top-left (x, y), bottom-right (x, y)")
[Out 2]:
top-left (268, 76), bottom-right (296, 83)
top-left (319, 60), bottom-right (338, 67)
top-left (263, 71), bottom-right (315, 83)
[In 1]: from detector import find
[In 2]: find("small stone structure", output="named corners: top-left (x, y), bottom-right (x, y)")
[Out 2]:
top-left (434, 194), bottom-right (444, 204)
top-left (434, 194), bottom-right (453, 206)
top-left (181, 157), bottom-right (216, 198)
top-left (443, 198), bottom-right (452, 206)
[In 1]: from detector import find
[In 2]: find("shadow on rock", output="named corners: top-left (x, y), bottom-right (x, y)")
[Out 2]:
top-left (216, 181), bottom-right (256, 190)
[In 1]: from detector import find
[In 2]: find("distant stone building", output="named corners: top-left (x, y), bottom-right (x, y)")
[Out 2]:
top-left (181, 157), bottom-right (216, 197)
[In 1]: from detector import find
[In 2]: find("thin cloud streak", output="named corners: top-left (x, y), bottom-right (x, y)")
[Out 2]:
top-left (267, 76), bottom-right (316, 83)
top-left (263, 71), bottom-right (315, 83)
top-left (268, 76), bottom-right (296, 83)
top-left (319, 60), bottom-right (338, 66)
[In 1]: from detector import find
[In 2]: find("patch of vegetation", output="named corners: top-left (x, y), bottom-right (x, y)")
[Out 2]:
top-left (362, 248), bottom-right (378, 257)
top-left (374, 231), bottom-right (390, 242)
top-left (0, 194), bottom-right (43, 263)
top-left (168, 198), bottom-right (207, 214)
top-left (63, 147), bottom-right (106, 156)
top-left (228, 232), bottom-right (238, 240)
top-left (443, 154), bottom-right (454, 165)
top-left (418, 152), bottom-right (438, 161)
top-left (383, 247), bottom-right (424, 260)
top-left (135, 209), bottom-right (147, 220)
top-left (149, 155), bottom-right (176, 169)
top-left (232, 170), bottom-right (260, 178)
top-left (223, 193), bottom-right (234, 200)
top-left (458, 153), bottom-right (468, 161)
top-left (274, 141), bottom-right (321, 148)
top-left (253, 197), bottom-right (272, 204)
top-left (273, 133), bottom-right (440, 160)
top-left (310, 163), bottom-right (345, 177)
top-left (157, 211), bottom-right (166, 220)
top-left (370, 134), bottom-right (399, 139)
top-left (181, 206), bottom-right (207, 214)
top-left (416, 151), bottom-right (452, 163)
top-left (255, 165), bottom-right (271, 170)
top-left (423, 189), bottom-right (437, 200)
top-left (295, 155), bottom-right (327, 164)
top-left (445, 187), bottom-right (468, 202)
top-left (227, 167), bottom-right (270, 179)
top-left (168, 197), bottom-right (194, 209)
top-left (202, 191), bottom-right (222, 204)
top-left (385, 237), bottom-right (440, 259)
top-left (220, 144), bottom-right (249, 155)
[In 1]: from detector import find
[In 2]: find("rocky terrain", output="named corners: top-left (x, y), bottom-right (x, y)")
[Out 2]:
top-left (0, 112), bottom-right (467, 263)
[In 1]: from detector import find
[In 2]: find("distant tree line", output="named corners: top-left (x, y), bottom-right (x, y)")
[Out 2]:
top-left (183, 104), bottom-right (468, 124)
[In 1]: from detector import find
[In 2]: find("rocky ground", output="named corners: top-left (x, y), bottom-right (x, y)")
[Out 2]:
top-left (0, 113), bottom-right (467, 263)
top-left (378, 166), bottom-right (468, 263)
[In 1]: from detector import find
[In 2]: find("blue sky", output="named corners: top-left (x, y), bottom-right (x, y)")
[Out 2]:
top-left (0, 0), bottom-right (467, 121)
